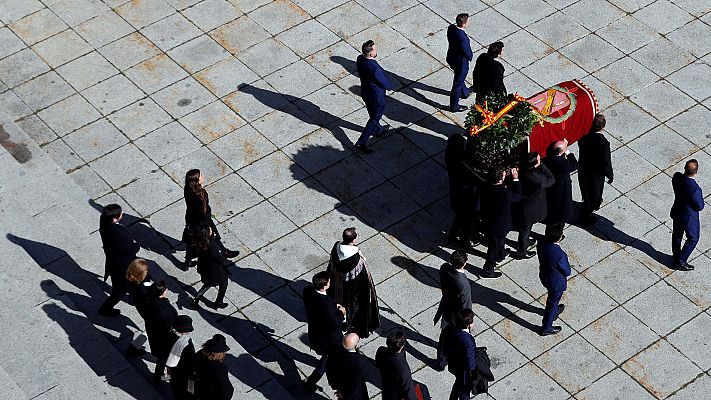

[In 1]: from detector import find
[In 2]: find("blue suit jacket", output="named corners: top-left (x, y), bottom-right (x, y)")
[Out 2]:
top-left (441, 325), bottom-right (476, 375)
top-left (446, 24), bottom-right (473, 63)
top-left (536, 242), bottom-right (571, 293)
top-left (356, 54), bottom-right (393, 107)
top-left (670, 172), bottom-right (704, 224)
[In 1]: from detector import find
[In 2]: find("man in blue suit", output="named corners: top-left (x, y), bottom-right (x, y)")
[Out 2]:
top-left (671, 159), bottom-right (704, 271)
top-left (441, 308), bottom-right (477, 400)
top-left (446, 13), bottom-right (473, 113)
top-left (536, 228), bottom-right (571, 336)
top-left (355, 40), bottom-right (394, 154)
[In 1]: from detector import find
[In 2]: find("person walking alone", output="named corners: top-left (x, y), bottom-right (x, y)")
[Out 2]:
top-left (354, 40), bottom-right (394, 154)
top-left (670, 159), bottom-right (704, 271)
top-left (446, 13), bottom-right (473, 112)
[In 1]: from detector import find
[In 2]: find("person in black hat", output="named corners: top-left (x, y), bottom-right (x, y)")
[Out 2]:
top-left (195, 334), bottom-right (234, 400)
top-left (167, 315), bottom-right (196, 400)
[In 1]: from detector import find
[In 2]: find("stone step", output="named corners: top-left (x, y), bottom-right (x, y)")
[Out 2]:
top-left (0, 111), bottom-right (298, 399)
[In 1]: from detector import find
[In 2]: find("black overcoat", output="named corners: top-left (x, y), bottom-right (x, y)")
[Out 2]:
top-left (194, 352), bottom-right (234, 400)
top-left (375, 347), bottom-right (417, 400)
top-left (100, 219), bottom-right (139, 283)
top-left (303, 285), bottom-right (344, 355)
top-left (543, 154), bottom-right (578, 223)
top-left (480, 181), bottom-right (522, 237)
top-left (326, 348), bottom-right (369, 400)
top-left (144, 297), bottom-right (178, 359)
top-left (578, 132), bottom-right (613, 210)
top-left (434, 263), bottom-right (472, 325)
top-left (513, 165), bottom-right (556, 229)
top-left (127, 276), bottom-right (152, 319)
top-left (472, 53), bottom-right (506, 97)
top-left (196, 240), bottom-right (229, 287)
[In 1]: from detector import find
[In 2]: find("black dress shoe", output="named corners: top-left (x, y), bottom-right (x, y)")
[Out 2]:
top-left (514, 250), bottom-right (536, 260)
top-left (555, 304), bottom-right (565, 320)
top-left (98, 307), bottom-right (121, 317)
top-left (221, 249), bottom-right (240, 259)
top-left (539, 326), bottom-right (562, 336)
top-left (527, 238), bottom-right (537, 250)
top-left (355, 144), bottom-right (373, 154)
top-left (675, 263), bottom-right (694, 271)
top-left (127, 345), bottom-right (146, 357)
top-left (375, 125), bottom-right (390, 138)
top-left (496, 249), bottom-right (511, 265)
top-left (213, 302), bottom-right (229, 310)
top-left (450, 105), bottom-right (468, 112)
top-left (189, 298), bottom-right (200, 309)
top-left (480, 271), bottom-right (502, 279)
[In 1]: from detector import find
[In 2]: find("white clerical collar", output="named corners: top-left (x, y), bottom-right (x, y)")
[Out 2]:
top-left (347, 349), bottom-right (356, 353)
top-left (317, 289), bottom-right (327, 295)
top-left (337, 243), bottom-right (359, 260)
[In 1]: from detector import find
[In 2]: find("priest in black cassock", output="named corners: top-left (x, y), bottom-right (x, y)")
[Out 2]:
top-left (327, 227), bottom-right (380, 338)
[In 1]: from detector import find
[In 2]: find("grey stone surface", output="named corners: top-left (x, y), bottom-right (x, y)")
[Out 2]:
top-left (31, 29), bottom-right (93, 69)
top-left (37, 94), bottom-right (101, 136)
top-left (63, 118), bottom-right (128, 162)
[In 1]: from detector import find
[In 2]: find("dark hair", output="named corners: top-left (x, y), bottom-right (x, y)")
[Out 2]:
top-left (361, 40), bottom-right (375, 56)
top-left (312, 271), bottom-right (331, 290)
top-left (192, 227), bottom-right (211, 253)
top-left (545, 228), bottom-right (564, 243)
top-left (386, 331), bottom-right (406, 351)
top-left (591, 113), bottom-right (606, 133)
top-left (488, 41), bottom-right (504, 57)
top-left (102, 204), bottom-right (122, 221)
top-left (342, 227), bottom-right (357, 244)
top-left (149, 279), bottom-right (167, 298)
top-left (455, 13), bottom-right (469, 27)
top-left (684, 159), bottom-right (698, 175)
top-left (450, 250), bottom-right (468, 268)
top-left (453, 308), bottom-right (475, 330)
top-left (489, 167), bottom-right (505, 184)
top-left (553, 142), bottom-right (565, 156)
top-left (185, 169), bottom-right (208, 215)
top-left (526, 152), bottom-right (540, 169)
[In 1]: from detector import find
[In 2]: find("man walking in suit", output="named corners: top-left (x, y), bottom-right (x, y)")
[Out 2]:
top-left (543, 140), bottom-right (578, 238)
top-left (326, 333), bottom-right (369, 400)
top-left (578, 114), bottom-right (614, 226)
top-left (355, 40), bottom-right (394, 154)
top-left (446, 13), bottom-right (473, 113)
top-left (471, 41), bottom-right (506, 103)
top-left (303, 271), bottom-right (346, 392)
top-left (375, 331), bottom-right (417, 400)
top-left (98, 203), bottom-right (140, 316)
top-left (513, 152), bottom-right (555, 259)
top-left (441, 308), bottom-right (477, 400)
top-left (480, 167), bottom-right (522, 279)
top-left (536, 229), bottom-right (571, 336)
top-left (670, 159), bottom-right (704, 271)
top-left (434, 250), bottom-right (472, 369)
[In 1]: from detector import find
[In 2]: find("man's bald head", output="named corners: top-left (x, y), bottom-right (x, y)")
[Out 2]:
top-left (343, 333), bottom-right (360, 350)
top-left (553, 141), bottom-right (566, 156)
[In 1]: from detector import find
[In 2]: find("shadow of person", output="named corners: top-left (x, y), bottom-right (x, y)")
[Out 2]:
top-left (88, 199), bottom-right (184, 272)
top-left (391, 255), bottom-right (542, 333)
top-left (7, 234), bottom-right (140, 339)
top-left (571, 202), bottom-right (673, 267)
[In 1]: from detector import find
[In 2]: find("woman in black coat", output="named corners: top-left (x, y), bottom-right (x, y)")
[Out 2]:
top-left (194, 334), bottom-right (234, 400)
top-left (513, 152), bottom-right (555, 258)
top-left (125, 259), bottom-right (154, 356)
top-left (190, 228), bottom-right (230, 310)
top-left (167, 315), bottom-right (196, 400)
top-left (144, 280), bottom-right (178, 383)
top-left (183, 169), bottom-right (239, 269)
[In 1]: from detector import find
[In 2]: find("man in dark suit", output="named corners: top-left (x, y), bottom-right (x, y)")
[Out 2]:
top-left (536, 229), bottom-right (571, 336)
top-left (375, 331), bottom-right (417, 400)
top-left (441, 308), bottom-right (477, 400)
top-left (513, 152), bottom-right (555, 259)
top-left (446, 13), bottom-right (473, 113)
top-left (445, 134), bottom-right (480, 248)
top-left (578, 114), bottom-right (614, 226)
top-left (303, 271), bottom-right (346, 392)
top-left (99, 204), bottom-right (140, 316)
top-left (670, 159), bottom-right (704, 271)
top-left (471, 41), bottom-right (506, 103)
top-left (543, 140), bottom-right (578, 238)
top-left (434, 250), bottom-right (472, 369)
top-left (355, 40), bottom-right (394, 154)
top-left (326, 333), bottom-right (369, 400)
top-left (480, 167), bottom-right (522, 279)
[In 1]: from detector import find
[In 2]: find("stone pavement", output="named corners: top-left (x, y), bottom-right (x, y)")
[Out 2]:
top-left (1, 0), bottom-right (710, 398)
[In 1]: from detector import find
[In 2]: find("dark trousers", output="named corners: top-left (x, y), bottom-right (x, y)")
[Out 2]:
top-left (100, 279), bottom-right (126, 311)
top-left (542, 289), bottom-right (564, 331)
top-left (305, 354), bottom-right (329, 386)
top-left (449, 212), bottom-right (473, 241)
top-left (449, 371), bottom-right (473, 400)
top-left (448, 58), bottom-right (470, 110)
top-left (483, 233), bottom-right (506, 274)
top-left (672, 218), bottom-right (699, 265)
top-left (170, 380), bottom-right (193, 400)
top-left (195, 281), bottom-right (228, 304)
top-left (516, 224), bottom-right (533, 254)
top-left (356, 102), bottom-right (385, 146)
top-left (579, 172), bottom-right (604, 218)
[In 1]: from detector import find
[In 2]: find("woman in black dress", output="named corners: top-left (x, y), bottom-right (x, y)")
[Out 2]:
top-left (144, 280), bottom-right (178, 383)
top-left (194, 334), bottom-right (234, 400)
top-left (190, 228), bottom-right (230, 310)
top-left (183, 169), bottom-right (239, 269)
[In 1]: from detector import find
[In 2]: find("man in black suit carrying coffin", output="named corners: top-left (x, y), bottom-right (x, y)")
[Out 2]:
top-left (543, 140), bottom-right (578, 239)
top-left (303, 271), bottom-right (346, 393)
